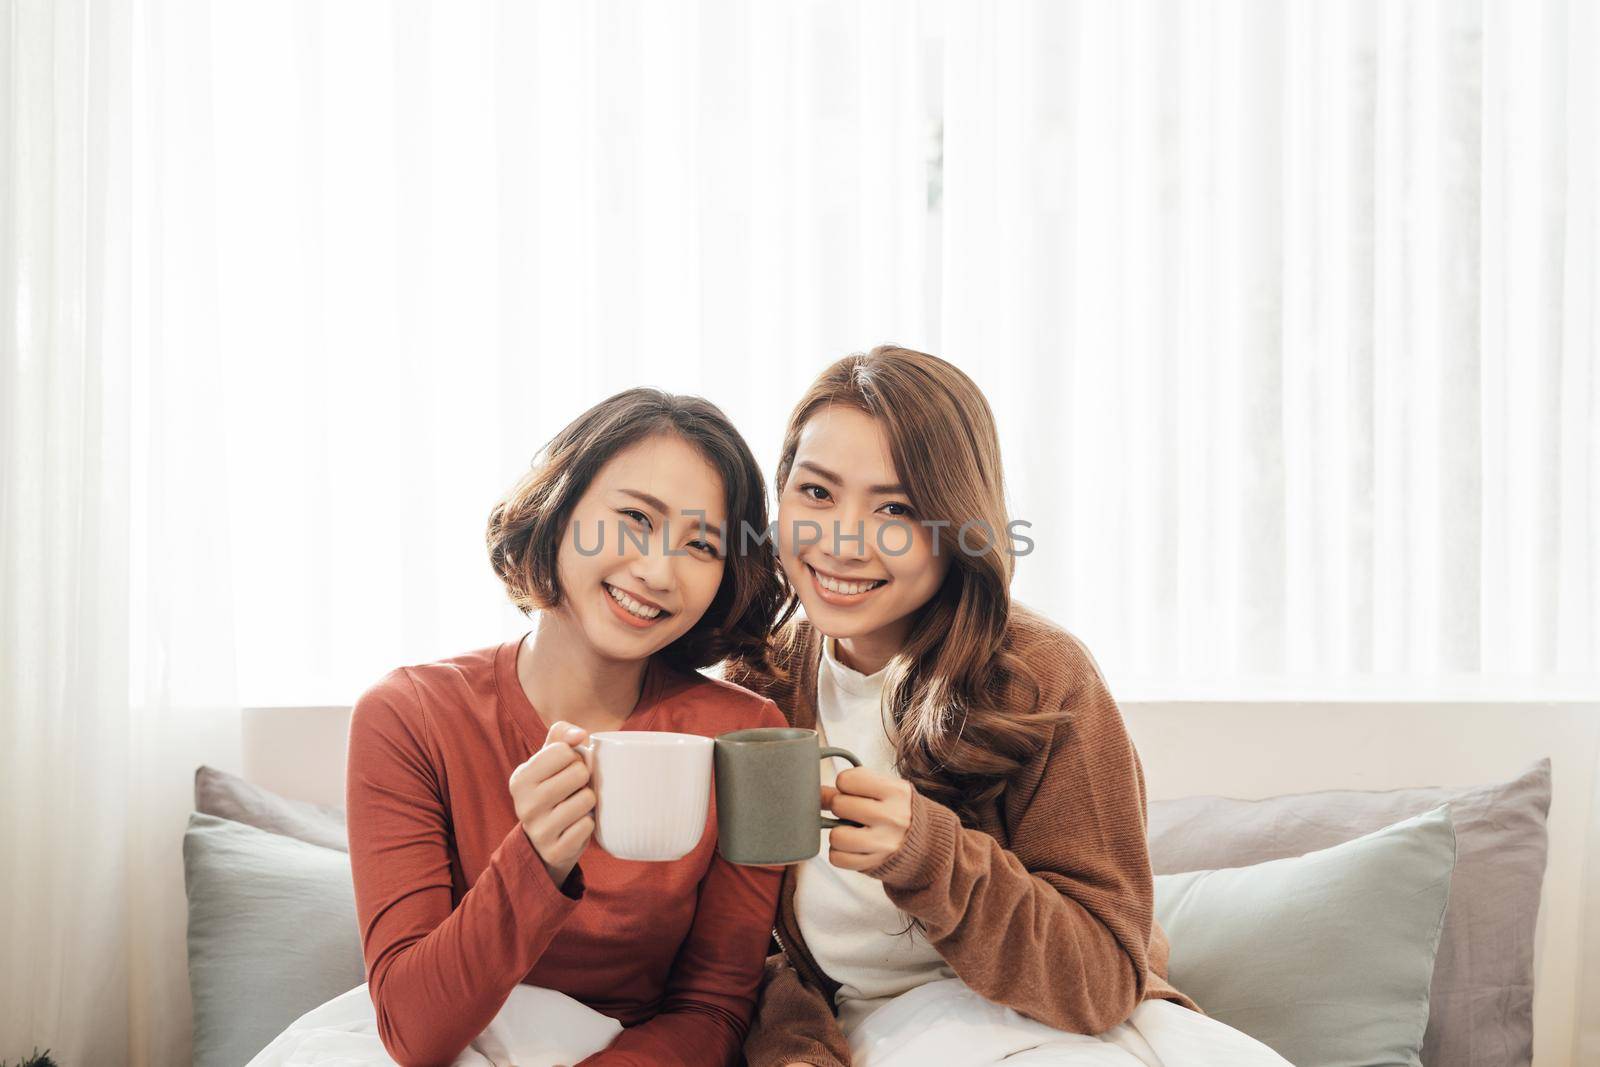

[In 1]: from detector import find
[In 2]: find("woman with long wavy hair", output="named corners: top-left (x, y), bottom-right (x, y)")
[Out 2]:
top-left (729, 346), bottom-right (1292, 1067)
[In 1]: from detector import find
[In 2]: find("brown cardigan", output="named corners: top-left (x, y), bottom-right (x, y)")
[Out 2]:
top-left (723, 606), bottom-right (1202, 1067)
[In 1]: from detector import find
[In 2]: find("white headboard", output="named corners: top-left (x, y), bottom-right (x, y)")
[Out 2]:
top-left (242, 705), bottom-right (352, 809)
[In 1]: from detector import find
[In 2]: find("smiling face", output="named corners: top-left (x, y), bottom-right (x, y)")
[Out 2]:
top-left (553, 433), bottom-right (729, 663)
top-left (776, 405), bottom-right (952, 659)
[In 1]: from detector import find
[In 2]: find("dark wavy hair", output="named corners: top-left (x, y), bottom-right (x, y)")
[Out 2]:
top-left (486, 387), bottom-right (792, 672)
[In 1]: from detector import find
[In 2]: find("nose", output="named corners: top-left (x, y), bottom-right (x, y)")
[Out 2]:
top-left (819, 503), bottom-right (872, 565)
top-left (628, 527), bottom-right (675, 591)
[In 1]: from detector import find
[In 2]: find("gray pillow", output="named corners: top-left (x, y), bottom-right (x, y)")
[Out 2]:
top-left (1155, 805), bottom-right (1456, 1067)
top-left (194, 764), bottom-right (348, 852)
top-left (183, 812), bottom-right (365, 1067)
top-left (1149, 759), bottom-right (1551, 1067)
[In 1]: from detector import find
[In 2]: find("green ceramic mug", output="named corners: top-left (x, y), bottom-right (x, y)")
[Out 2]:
top-left (713, 727), bottom-right (862, 865)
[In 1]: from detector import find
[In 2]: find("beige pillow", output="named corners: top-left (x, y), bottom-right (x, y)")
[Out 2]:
top-left (193, 764), bottom-right (348, 851)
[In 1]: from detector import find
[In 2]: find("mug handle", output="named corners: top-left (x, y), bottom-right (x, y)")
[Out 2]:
top-left (819, 746), bottom-right (863, 829)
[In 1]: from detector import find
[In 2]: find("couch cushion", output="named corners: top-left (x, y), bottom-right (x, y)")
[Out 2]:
top-left (1149, 758), bottom-right (1551, 1067)
top-left (183, 812), bottom-right (365, 1067)
top-left (1155, 805), bottom-right (1455, 1067)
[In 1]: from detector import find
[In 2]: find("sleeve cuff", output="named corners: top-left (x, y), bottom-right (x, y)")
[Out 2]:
top-left (747, 1037), bottom-right (846, 1067)
top-left (860, 788), bottom-right (960, 891)
top-left (494, 823), bottom-right (586, 917)
top-left (775, 1047), bottom-right (843, 1067)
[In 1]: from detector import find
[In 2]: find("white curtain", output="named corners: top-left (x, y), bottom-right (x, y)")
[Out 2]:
top-left (2, 1), bottom-right (1595, 1064)
top-left (939, 0), bottom-right (1597, 699)
top-left (3, 0), bottom-right (241, 1064)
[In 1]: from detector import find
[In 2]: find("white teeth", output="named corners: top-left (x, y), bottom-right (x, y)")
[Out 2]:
top-left (606, 584), bottom-right (662, 619)
top-left (814, 570), bottom-right (885, 596)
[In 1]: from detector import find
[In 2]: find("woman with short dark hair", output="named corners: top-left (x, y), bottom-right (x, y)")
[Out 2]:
top-left (343, 388), bottom-right (792, 1066)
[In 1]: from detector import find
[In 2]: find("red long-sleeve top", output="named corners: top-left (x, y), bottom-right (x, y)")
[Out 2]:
top-left (345, 632), bottom-right (786, 1067)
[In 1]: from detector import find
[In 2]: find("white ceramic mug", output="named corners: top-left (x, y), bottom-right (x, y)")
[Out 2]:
top-left (576, 731), bottom-right (713, 861)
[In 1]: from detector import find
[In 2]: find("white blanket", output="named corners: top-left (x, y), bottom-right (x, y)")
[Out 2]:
top-left (845, 978), bottom-right (1296, 1067)
top-left (249, 976), bottom-right (1293, 1067)
top-left (246, 983), bottom-right (623, 1067)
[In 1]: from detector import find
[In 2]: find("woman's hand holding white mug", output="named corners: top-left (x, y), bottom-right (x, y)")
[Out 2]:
top-left (509, 720), bottom-right (597, 888)
top-left (823, 767), bottom-right (914, 872)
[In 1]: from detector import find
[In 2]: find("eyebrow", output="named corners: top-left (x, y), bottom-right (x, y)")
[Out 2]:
top-left (794, 460), bottom-right (907, 497)
top-left (616, 489), bottom-right (725, 541)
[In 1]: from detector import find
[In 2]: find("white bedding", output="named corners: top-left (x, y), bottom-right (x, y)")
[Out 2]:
top-left (247, 976), bottom-right (1292, 1067)
top-left (843, 977), bottom-right (1295, 1066)
top-left (245, 983), bottom-right (622, 1067)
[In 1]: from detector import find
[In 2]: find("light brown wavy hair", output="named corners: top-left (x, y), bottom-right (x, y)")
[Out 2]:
top-left (487, 387), bottom-right (792, 673)
top-left (772, 345), bottom-right (1065, 824)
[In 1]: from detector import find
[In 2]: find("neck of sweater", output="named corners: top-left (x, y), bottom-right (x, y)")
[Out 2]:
top-left (821, 634), bottom-right (889, 699)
